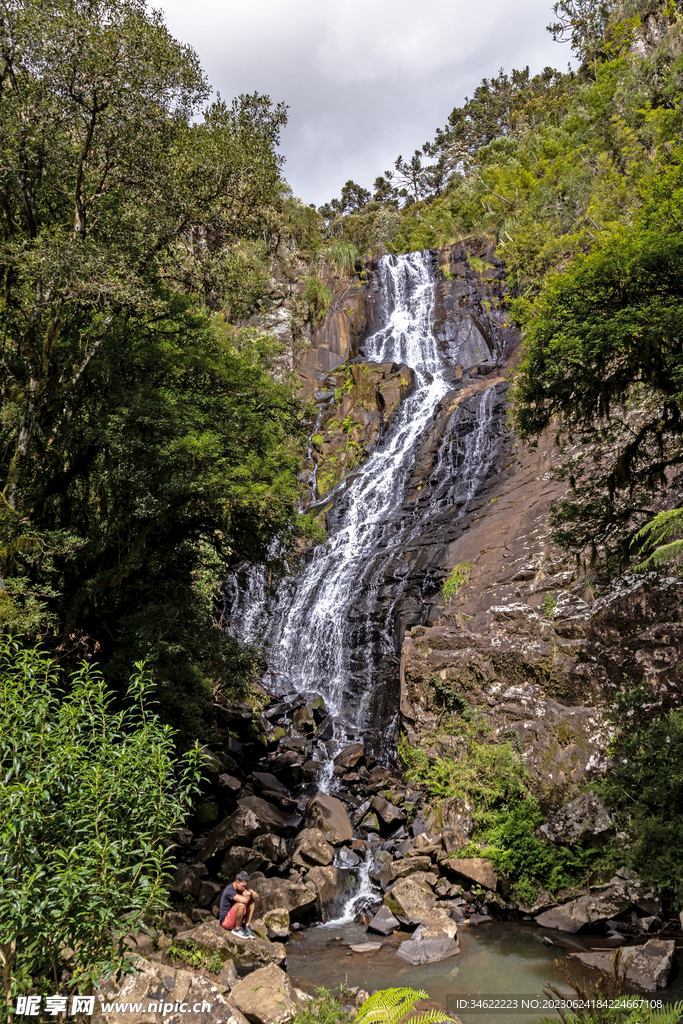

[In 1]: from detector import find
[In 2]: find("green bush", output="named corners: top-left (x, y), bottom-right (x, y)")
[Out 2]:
top-left (0, 639), bottom-right (202, 998)
top-left (292, 989), bottom-right (349, 1024)
top-left (599, 679), bottom-right (683, 908)
top-left (479, 797), bottom-right (601, 895)
top-left (303, 275), bottom-right (333, 326)
top-left (327, 240), bottom-right (360, 277)
top-left (399, 713), bottom-right (528, 814)
top-left (441, 563), bottom-right (472, 601)
top-left (400, 715), bottom-right (600, 897)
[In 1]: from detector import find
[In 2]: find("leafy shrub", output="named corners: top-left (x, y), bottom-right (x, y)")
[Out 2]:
top-left (431, 675), bottom-right (471, 712)
top-left (303, 275), bottom-right (332, 326)
top-left (441, 563), bottom-right (472, 600)
top-left (399, 714), bottom-right (528, 814)
top-left (0, 640), bottom-right (201, 995)
top-left (599, 679), bottom-right (683, 908)
top-left (327, 240), bottom-right (360, 277)
top-left (542, 594), bottom-right (557, 616)
top-left (479, 797), bottom-right (601, 895)
top-left (219, 241), bottom-right (271, 320)
top-left (400, 717), bottom-right (600, 896)
top-left (292, 989), bottom-right (349, 1024)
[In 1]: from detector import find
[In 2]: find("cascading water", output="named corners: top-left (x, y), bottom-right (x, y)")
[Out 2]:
top-left (227, 250), bottom-right (504, 785)
top-left (322, 848), bottom-right (378, 927)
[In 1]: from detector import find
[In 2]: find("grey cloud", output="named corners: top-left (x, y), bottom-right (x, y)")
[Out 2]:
top-left (157, 0), bottom-right (570, 205)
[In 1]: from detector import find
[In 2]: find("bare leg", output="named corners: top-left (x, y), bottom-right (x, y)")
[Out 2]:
top-left (234, 905), bottom-right (245, 928)
top-left (245, 901), bottom-right (256, 925)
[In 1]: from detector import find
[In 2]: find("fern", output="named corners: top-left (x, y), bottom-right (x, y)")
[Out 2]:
top-left (354, 987), bottom-right (452, 1024)
top-left (651, 1002), bottom-right (683, 1024)
top-left (634, 506), bottom-right (683, 568)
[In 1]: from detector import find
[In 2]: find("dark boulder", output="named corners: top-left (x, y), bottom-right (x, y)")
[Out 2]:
top-left (197, 806), bottom-right (263, 862)
top-left (334, 743), bottom-right (365, 769)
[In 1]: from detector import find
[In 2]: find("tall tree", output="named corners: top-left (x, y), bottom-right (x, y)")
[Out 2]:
top-left (0, 0), bottom-right (303, 727)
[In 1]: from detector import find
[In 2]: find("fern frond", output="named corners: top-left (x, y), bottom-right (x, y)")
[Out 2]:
top-left (637, 538), bottom-right (683, 568)
top-left (355, 988), bottom-right (430, 1024)
top-left (401, 1011), bottom-right (453, 1024)
top-left (651, 999), bottom-right (683, 1023)
top-left (634, 506), bottom-right (683, 568)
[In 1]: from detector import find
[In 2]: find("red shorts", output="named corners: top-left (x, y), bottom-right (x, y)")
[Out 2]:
top-left (221, 905), bottom-right (239, 930)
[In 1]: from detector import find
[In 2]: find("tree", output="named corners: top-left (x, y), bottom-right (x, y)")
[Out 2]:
top-left (0, 0), bottom-right (304, 716)
top-left (0, 639), bottom-right (202, 1001)
top-left (432, 66), bottom-right (572, 160)
top-left (600, 674), bottom-right (683, 910)
top-left (512, 179), bottom-right (683, 559)
top-left (547, 0), bottom-right (612, 62)
top-left (318, 179), bottom-right (371, 229)
top-left (0, 0), bottom-right (287, 512)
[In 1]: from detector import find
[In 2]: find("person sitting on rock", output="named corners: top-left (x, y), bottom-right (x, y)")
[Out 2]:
top-left (219, 871), bottom-right (258, 938)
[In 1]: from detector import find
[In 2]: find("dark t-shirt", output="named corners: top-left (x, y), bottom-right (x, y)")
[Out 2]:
top-left (219, 884), bottom-right (237, 922)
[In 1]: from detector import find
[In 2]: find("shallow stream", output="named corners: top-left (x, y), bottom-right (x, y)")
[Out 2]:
top-left (287, 921), bottom-right (683, 1024)
top-left (287, 920), bottom-right (571, 1023)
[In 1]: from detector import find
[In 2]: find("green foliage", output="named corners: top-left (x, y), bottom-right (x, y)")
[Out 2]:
top-left (400, 705), bottom-right (599, 896)
top-left (0, 639), bottom-right (201, 999)
top-left (292, 989), bottom-right (350, 1024)
top-left (167, 940), bottom-right (224, 975)
top-left (303, 275), bottom-right (332, 326)
top-left (441, 562), bottom-right (472, 600)
top-left (431, 675), bottom-right (471, 713)
top-left (547, 0), bottom-right (612, 62)
top-left (633, 506), bottom-right (683, 568)
top-left (599, 676), bottom-right (683, 908)
top-left (281, 198), bottom-right (325, 259)
top-left (327, 240), bottom-right (360, 277)
top-left (0, 0), bottom-right (306, 725)
top-left (355, 988), bottom-right (451, 1024)
top-left (399, 713), bottom-right (528, 815)
top-left (512, 206), bottom-right (683, 557)
top-left (479, 796), bottom-right (601, 895)
top-left (542, 594), bottom-right (557, 616)
top-left (219, 242), bottom-right (272, 320)
top-left (333, 369), bottom-right (355, 403)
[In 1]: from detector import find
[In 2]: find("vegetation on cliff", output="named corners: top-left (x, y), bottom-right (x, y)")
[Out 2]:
top-left (599, 677), bottom-right (683, 905)
top-left (321, 0), bottom-right (683, 567)
top-left (400, 713), bottom-right (600, 902)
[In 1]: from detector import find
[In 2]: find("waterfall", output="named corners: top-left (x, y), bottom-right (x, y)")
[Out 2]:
top-left (321, 848), bottom-right (378, 928)
top-left (227, 250), bottom-right (504, 782)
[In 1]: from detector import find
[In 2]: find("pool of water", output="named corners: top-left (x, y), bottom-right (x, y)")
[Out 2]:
top-left (287, 920), bottom-right (577, 1024)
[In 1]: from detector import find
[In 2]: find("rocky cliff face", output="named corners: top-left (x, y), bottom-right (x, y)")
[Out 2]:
top-left (296, 241), bottom-right (683, 810)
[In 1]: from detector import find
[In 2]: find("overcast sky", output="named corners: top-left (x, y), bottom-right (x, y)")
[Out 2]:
top-left (157, 0), bottom-right (570, 207)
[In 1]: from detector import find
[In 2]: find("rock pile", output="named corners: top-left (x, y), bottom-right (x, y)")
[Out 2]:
top-left (111, 636), bottom-right (678, 1008)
